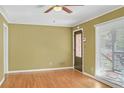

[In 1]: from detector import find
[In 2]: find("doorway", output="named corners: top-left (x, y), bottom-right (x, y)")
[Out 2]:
top-left (73, 30), bottom-right (83, 72)
top-left (3, 23), bottom-right (8, 74)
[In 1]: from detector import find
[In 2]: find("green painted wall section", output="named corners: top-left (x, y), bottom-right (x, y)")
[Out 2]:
top-left (73, 7), bottom-right (124, 76)
top-left (9, 24), bottom-right (73, 71)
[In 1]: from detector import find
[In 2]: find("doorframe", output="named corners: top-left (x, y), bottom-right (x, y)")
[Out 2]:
top-left (73, 28), bottom-right (84, 73)
top-left (3, 23), bottom-right (9, 74)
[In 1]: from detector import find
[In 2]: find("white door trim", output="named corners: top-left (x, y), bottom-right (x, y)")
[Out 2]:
top-left (73, 28), bottom-right (84, 73)
top-left (3, 23), bottom-right (8, 74)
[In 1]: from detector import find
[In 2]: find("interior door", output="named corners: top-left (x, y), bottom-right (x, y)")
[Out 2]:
top-left (74, 30), bottom-right (82, 72)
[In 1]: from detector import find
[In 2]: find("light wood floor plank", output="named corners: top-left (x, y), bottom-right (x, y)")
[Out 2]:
top-left (0, 69), bottom-right (111, 88)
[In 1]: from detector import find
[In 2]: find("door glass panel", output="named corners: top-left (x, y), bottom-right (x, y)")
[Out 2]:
top-left (76, 34), bottom-right (81, 57)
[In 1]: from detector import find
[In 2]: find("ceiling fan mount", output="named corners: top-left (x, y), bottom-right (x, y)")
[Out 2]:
top-left (44, 5), bottom-right (83, 14)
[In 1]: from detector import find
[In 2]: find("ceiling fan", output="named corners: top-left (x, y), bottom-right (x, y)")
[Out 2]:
top-left (44, 5), bottom-right (83, 14)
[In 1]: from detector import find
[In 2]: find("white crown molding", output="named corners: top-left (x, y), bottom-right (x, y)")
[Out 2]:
top-left (8, 67), bottom-right (73, 74)
top-left (8, 22), bottom-right (72, 27)
top-left (0, 6), bottom-right (8, 22)
top-left (72, 6), bottom-right (123, 27)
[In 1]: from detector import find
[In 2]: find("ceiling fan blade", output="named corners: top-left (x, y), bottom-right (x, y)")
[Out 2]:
top-left (44, 6), bottom-right (54, 13)
top-left (62, 6), bottom-right (72, 13)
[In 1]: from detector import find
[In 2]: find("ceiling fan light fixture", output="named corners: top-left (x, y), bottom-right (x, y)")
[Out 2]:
top-left (53, 6), bottom-right (62, 11)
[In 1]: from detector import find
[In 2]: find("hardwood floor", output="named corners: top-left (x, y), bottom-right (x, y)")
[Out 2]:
top-left (0, 69), bottom-right (111, 88)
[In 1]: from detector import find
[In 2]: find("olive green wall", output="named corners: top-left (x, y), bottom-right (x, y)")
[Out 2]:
top-left (73, 7), bottom-right (124, 76)
top-left (9, 24), bottom-right (72, 71)
top-left (0, 13), bottom-right (8, 82)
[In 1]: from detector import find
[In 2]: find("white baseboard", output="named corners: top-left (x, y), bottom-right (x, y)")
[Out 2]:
top-left (0, 76), bottom-right (5, 86)
top-left (95, 76), bottom-right (122, 88)
top-left (83, 72), bottom-right (114, 87)
top-left (83, 72), bottom-right (122, 88)
top-left (83, 72), bottom-right (95, 79)
top-left (74, 69), bottom-right (83, 74)
top-left (8, 67), bottom-right (73, 74)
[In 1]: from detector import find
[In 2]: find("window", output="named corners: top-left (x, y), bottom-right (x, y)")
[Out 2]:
top-left (95, 17), bottom-right (124, 87)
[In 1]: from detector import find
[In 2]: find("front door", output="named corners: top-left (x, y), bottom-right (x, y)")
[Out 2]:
top-left (74, 30), bottom-right (82, 72)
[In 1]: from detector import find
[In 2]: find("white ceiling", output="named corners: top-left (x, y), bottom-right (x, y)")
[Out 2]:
top-left (1, 5), bottom-right (123, 27)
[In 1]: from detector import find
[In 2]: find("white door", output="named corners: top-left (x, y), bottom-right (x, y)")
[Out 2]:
top-left (3, 23), bottom-right (8, 73)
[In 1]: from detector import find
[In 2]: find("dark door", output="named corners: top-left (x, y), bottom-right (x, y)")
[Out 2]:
top-left (74, 30), bottom-right (82, 72)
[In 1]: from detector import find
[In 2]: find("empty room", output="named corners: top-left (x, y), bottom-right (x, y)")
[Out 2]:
top-left (0, 5), bottom-right (124, 88)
